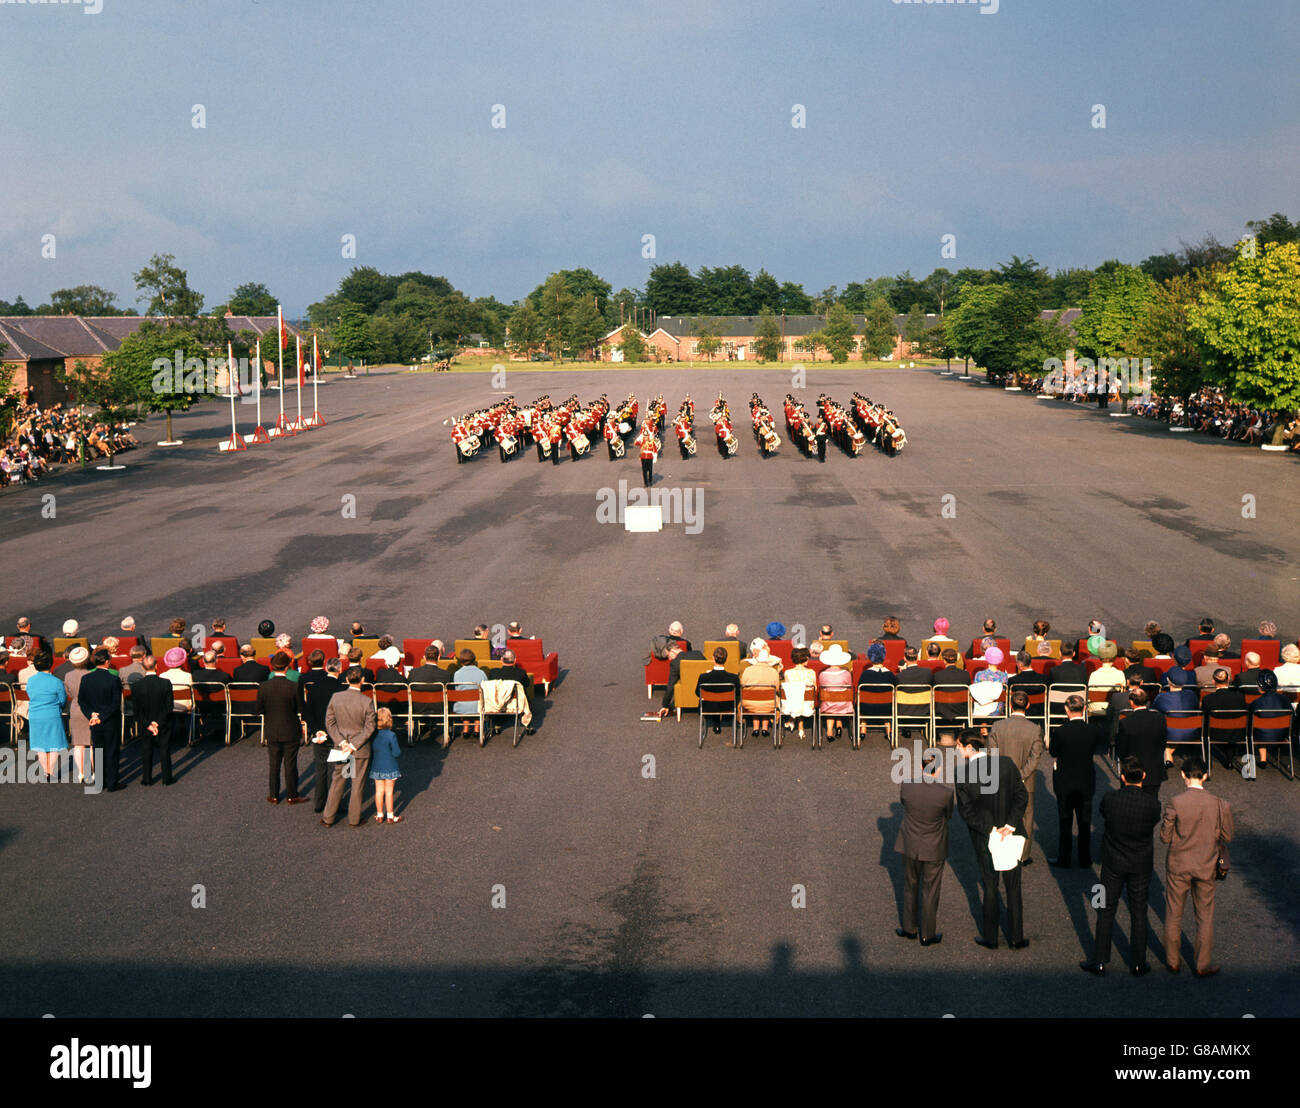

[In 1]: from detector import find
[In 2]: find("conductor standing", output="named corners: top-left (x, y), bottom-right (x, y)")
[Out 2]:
top-left (640, 432), bottom-right (658, 487)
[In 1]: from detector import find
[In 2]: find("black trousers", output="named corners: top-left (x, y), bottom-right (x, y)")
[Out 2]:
top-left (312, 741), bottom-right (333, 811)
top-left (140, 717), bottom-right (173, 785)
top-left (550, 443), bottom-right (562, 464)
top-left (91, 717), bottom-right (122, 790)
top-left (1093, 863), bottom-right (1152, 966)
top-left (641, 457), bottom-right (653, 486)
top-left (902, 856), bottom-right (945, 939)
top-left (817, 437), bottom-right (827, 461)
top-left (970, 832), bottom-right (1023, 944)
top-left (268, 739), bottom-right (299, 798)
top-left (1056, 787), bottom-right (1092, 866)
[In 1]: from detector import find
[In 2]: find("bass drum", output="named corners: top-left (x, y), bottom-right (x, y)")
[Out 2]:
top-left (683, 434), bottom-right (697, 455)
top-left (723, 432), bottom-right (739, 456)
top-left (572, 432), bottom-right (591, 455)
top-left (498, 434), bottom-right (518, 455)
top-left (610, 437), bottom-right (625, 458)
top-left (458, 435), bottom-right (480, 456)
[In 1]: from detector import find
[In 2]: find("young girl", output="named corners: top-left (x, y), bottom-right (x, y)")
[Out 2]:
top-left (369, 708), bottom-right (403, 823)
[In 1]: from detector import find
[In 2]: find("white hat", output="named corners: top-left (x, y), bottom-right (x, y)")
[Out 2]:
top-left (67, 646), bottom-right (90, 665)
top-left (62, 619), bottom-right (79, 636)
top-left (820, 644), bottom-right (853, 666)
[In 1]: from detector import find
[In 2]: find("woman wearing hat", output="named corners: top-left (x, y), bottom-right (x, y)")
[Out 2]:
top-left (817, 644), bottom-right (854, 741)
top-left (26, 652), bottom-right (68, 777)
top-left (161, 647), bottom-right (194, 740)
top-left (970, 646), bottom-right (1009, 723)
top-left (740, 641), bottom-right (781, 740)
top-left (64, 646), bottom-right (94, 784)
top-left (858, 642), bottom-right (896, 743)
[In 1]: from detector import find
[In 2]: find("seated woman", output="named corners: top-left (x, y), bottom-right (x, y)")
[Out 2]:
top-left (971, 645), bottom-right (1010, 727)
top-left (817, 644), bottom-right (854, 741)
top-left (857, 642), bottom-right (895, 741)
top-left (740, 644), bottom-right (780, 739)
top-left (780, 646), bottom-right (817, 742)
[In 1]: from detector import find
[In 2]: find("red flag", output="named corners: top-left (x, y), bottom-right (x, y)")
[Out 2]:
top-left (279, 317), bottom-right (288, 349)
top-left (298, 358), bottom-right (305, 388)
top-left (314, 345), bottom-right (321, 372)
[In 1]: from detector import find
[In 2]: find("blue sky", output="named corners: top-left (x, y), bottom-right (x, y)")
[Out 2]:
top-left (3, 0), bottom-right (1297, 315)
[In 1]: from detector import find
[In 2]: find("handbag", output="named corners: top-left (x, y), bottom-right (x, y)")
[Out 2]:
top-left (1215, 798), bottom-right (1230, 881)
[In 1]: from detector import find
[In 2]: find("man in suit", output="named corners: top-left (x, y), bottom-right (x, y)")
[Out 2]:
top-left (896, 647), bottom-right (933, 688)
top-left (1048, 645), bottom-right (1089, 689)
top-left (990, 689), bottom-right (1044, 863)
top-left (1123, 647), bottom-right (1161, 689)
top-left (896, 750), bottom-right (955, 945)
top-left (258, 652), bottom-right (307, 804)
top-left (132, 655), bottom-right (175, 786)
top-left (117, 645), bottom-right (147, 744)
top-left (1117, 689), bottom-right (1168, 793)
top-left (1161, 756), bottom-right (1233, 976)
top-left (931, 648), bottom-right (968, 687)
top-left (299, 655), bottom-right (343, 813)
top-left (1080, 756), bottom-right (1163, 976)
top-left (192, 648), bottom-right (230, 743)
top-left (496, 649), bottom-right (535, 701)
top-left (1048, 694), bottom-right (1100, 867)
top-left (233, 644), bottom-right (271, 684)
top-left (321, 666), bottom-right (377, 827)
top-left (408, 645), bottom-right (454, 685)
top-left (956, 729), bottom-right (1029, 949)
top-left (1006, 652), bottom-right (1044, 692)
top-left (658, 640), bottom-right (705, 717)
top-left (1232, 651), bottom-right (1265, 690)
top-left (77, 648), bottom-right (124, 791)
top-left (694, 647), bottom-right (740, 737)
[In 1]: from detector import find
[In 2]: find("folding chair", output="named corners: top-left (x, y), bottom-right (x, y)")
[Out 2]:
top-left (483, 681), bottom-right (530, 747)
top-left (1047, 684), bottom-right (1088, 742)
top-left (0, 683), bottom-right (14, 747)
top-left (1205, 708), bottom-right (1249, 772)
top-left (170, 686), bottom-right (197, 746)
top-left (856, 683), bottom-right (896, 749)
top-left (775, 685), bottom-right (817, 749)
top-left (817, 686), bottom-right (854, 750)
top-left (372, 683), bottom-right (412, 743)
top-left (226, 682), bottom-right (264, 744)
top-left (1019, 684), bottom-right (1048, 731)
top-left (1163, 710), bottom-right (1207, 766)
top-left (697, 685), bottom-right (737, 749)
top-left (408, 682), bottom-right (448, 747)
top-left (896, 685), bottom-right (935, 748)
top-left (191, 682), bottom-right (230, 745)
top-left (445, 687), bottom-right (485, 746)
top-left (738, 684), bottom-right (779, 750)
top-left (1249, 710), bottom-right (1295, 780)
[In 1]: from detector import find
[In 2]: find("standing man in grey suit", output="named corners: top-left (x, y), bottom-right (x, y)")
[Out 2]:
top-left (895, 746), bottom-right (955, 945)
top-left (990, 689), bottom-right (1045, 863)
top-left (321, 666), bottom-right (377, 828)
top-left (1161, 757), bottom-right (1233, 977)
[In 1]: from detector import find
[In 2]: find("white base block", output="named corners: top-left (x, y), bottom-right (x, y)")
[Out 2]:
top-left (1037, 395), bottom-right (1055, 400)
top-left (1109, 412), bottom-right (1131, 418)
top-left (96, 464), bottom-right (126, 471)
top-left (625, 505), bottom-right (663, 533)
top-left (157, 440), bottom-right (183, 447)
top-left (958, 375), bottom-right (972, 380)
top-left (1169, 427), bottom-right (1195, 433)
top-left (1261, 444), bottom-right (1289, 452)
top-left (1004, 386), bottom-right (1023, 392)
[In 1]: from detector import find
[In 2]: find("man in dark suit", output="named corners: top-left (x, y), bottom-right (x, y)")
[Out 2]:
top-left (1047, 694), bottom-right (1100, 867)
top-left (895, 647), bottom-right (933, 688)
top-left (990, 690), bottom-right (1045, 863)
top-left (956, 729), bottom-right (1029, 949)
top-left (659, 641), bottom-right (706, 716)
top-left (408, 645), bottom-right (454, 685)
top-left (496, 649), bottom-right (535, 700)
top-left (1080, 755), bottom-right (1163, 976)
top-left (1006, 652), bottom-right (1044, 692)
top-left (1048, 646), bottom-right (1088, 688)
top-left (258, 652), bottom-right (306, 804)
top-left (931, 648), bottom-right (969, 687)
top-left (299, 656), bottom-right (342, 813)
top-left (694, 648), bottom-right (740, 736)
top-left (1201, 668), bottom-right (1245, 714)
top-left (1116, 689), bottom-right (1168, 793)
top-left (77, 647), bottom-right (124, 791)
top-left (896, 752), bottom-right (955, 945)
top-left (1232, 651), bottom-right (1265, 690)
top-left (132, 655), bottom-right (175, 787)
top-left (1161, 756), bottom-right (1233, 976)
top-left (192, 649), bottom-right (230, 743)
top-left (233, 645), bottom-right (271, 684)
top-left (1123, 648), bottom-right (1161, 688)
top-left (322, 666), bottom-right (377, 827)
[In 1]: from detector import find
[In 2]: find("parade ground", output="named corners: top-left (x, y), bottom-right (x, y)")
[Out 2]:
top-left (2, 364), bottom-right (1297, 1018)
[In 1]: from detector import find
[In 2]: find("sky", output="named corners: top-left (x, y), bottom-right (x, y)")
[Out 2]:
top-left (3, 0), bottom-right (1298, 316)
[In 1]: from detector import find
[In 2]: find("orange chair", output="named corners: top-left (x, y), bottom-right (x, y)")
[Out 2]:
top-left (409, 682), bottom-right (449, 747)
top-left (856, 683), bottom-right (896, 749)
top-left (739, 684), bottom-right (779, 750)
top-left (1249, 710), bottom-right (1294, 779)
top-left (697, 684), bottom-right (738, 749)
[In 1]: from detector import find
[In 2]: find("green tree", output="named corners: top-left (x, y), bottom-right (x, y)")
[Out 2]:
top-left (902, 304), bottom-right (930, 348)
top-left (1015, 311), bottom-right (1074, 385)
top-left (778, 281), bottom-right (813, 314)
top-left (859, 297), bottom-right (898, 362)
top-left (644, 262), bottom-right (699, 314)
top-left (823, 302), bottom-right (856, 363)
top-left (691, 317), bottom-right (722, 361)
top-left (334, 302), bottom-right (376, 362)
top-left (0, 344), bottom-right (15, 444)
top-left (226, 282), bottom-right (279, 316)
top-left (133, 253), bottom-right (204, 317)
top-left (1189, 240), bottom-right (1300, 423)
top-left (1073, 263), bottom-right (1157, 361)
top-left (1245, 212), bottom-right (1300, 247)
top-left (536, 273), bottom-right (574, 361)
top-left (617, 324), bottom-right (646, 363)
top-left (752, 306), bottom-right (784, 362)
top-left (42, 285), bottom-right (123, 316)
top-left (752, 268), bottom-right (782, 311)
top-left (800, 330), bottom-right (828, 363)
top-left (604, 287), bottom-right (643, 332)
top-left (526, 267), bottom-right (611, 312)
top-left (507, 300), bottom-right (544, 359)
top-left (0, 296), bottom-right (34, 316)
top-left (697, 264), bottom-right (757, 314)
top-left (1132, 271), bottom-right (1214, 401)
top-left (565, 297), bottom-right (606, 360)
top-left (945, 284), bottom-right (1039, 382)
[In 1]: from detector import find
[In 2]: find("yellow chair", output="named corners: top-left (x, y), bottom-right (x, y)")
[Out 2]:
top-left (54, 636), bottom-right (89, 656)
top-left (351, 638), bottom-right (380, 661)
top-left (249, 637), bottom-right (279, 657)
top-left (1130, 640), bottom-right (1155, 659)
top-left (673, 659), bottom-right (715, 721)
top-left (1024, 637), bottom-right (1062, 659)
top-left (151, 637), bottom-right (181, 658)
top-left (454, 639), bottom-right (491, 663)
top-left (703, 641), bottom-right (740, 672)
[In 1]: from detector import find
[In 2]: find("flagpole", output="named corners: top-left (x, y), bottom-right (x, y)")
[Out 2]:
top-left (309, 332), bottom-right (324, 427)
top-left (251, 336), bottom-right (270, 443)
top-left (219, 341), bottom-right (246, 451)
top-left (295, 334), bottom-right (303, 429)
top-left (276, 305), bottom-right (286, 432)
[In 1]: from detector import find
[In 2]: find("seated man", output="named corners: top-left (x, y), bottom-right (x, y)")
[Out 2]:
top-left (658, 640), bottom-right (705, 718)
top-left (896, 647), bottom-right (933, 688)
top-left (694, 647), bottom-right (740, 737)
top-left (232, 645), bottom-right (271, 684)
top-left (495, 649), bottom-right (535, 701)
top-left (1233, 651), bottom-right (1265, 690)
top-left (409, 645), bottom-right (454, 685)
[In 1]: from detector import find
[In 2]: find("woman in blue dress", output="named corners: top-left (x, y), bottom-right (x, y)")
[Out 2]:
top-left (369, 707), bottom-right (403, 823)
top-left (26, 652), bottom-right (69, 776)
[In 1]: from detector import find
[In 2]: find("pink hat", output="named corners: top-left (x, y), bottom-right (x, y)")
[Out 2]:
top-left (310, 616), bottom-right (330, 633)
top-left (984, 646), bottom-right (1004, 666)
top-left (163, 647), bottom-right (187, 668)
top-left (933, 617), bottom-right (950, 634)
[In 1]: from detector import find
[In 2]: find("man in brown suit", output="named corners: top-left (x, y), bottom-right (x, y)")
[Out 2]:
top-left (1161, 756), bottom-right (1233, 977)
top-left (990, 689), bottom-right (1045, 863)
top-left (895, 744), bottom-right (955, 945)
top-left (321, 666), bottom-right (377, 828)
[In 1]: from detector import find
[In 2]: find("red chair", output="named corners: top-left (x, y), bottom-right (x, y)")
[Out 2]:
top-left (225, 683), bottom-right (263, 744)
top-left (300, 637), bottom-right (339, 662)
top-left (1163, 710), bottom-right (1207, 764)
top-left (965, 659), bottom-right (989, 681)
top-left (880, 640), bottom-right (908, 671)
top-left (507, 639), bottom-right (559, 695)
top-left (0, 683), bottom-right (13, 745)
top-left (856, 683), bottom-right (896, 749)
top-left (1240, 639), bottom-right (1281, 669)
top-left (765, 639), bottom-right (795, 668)
top-left (445, 687), bottom-right (485, 745)
top-left (113, 636), bottom-right (140, 653)
top-left (409, 682), bottom-right (449, 746)
top-left (697, 684), bottom-right (738, 749)
top-left (918, 658), bottom-right (945, 673)
top-left (1147, 657), bottom-right (1176, 676)
top-left (215, 656), bottom-right (239, 677)
top-left (644, 639), bottom-right (686, 698)
top-left (110, 654), bottom-right (131, 672)
top-left (365, 657), bottom-right (386, 677)
top-left (372, 683), bottom-right (411, 740)
top-left (968, 637), bottom-right (1011, 661)
top-left (1205, 709), bottom-right (1249, 770)
top-left (207, 635), bottom-right (238, 657)
top-left (403, 638), bottom-right (435, 669)
top-left (1030, 658), bottom-right (1057, 677)
top-left (1188, 638), bottom-right (1215, 667)
top-left (739, 684), bottom-right (779, 750)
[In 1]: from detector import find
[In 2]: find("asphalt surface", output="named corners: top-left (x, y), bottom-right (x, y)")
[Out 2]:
top-left (2, 364), bottom-right (1298, 1017)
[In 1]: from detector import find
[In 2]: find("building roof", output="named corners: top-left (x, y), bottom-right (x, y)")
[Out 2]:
top-left (0, 315), bottom-right (122, 357)
top-left (0, 320), bottom-right (66, 362)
